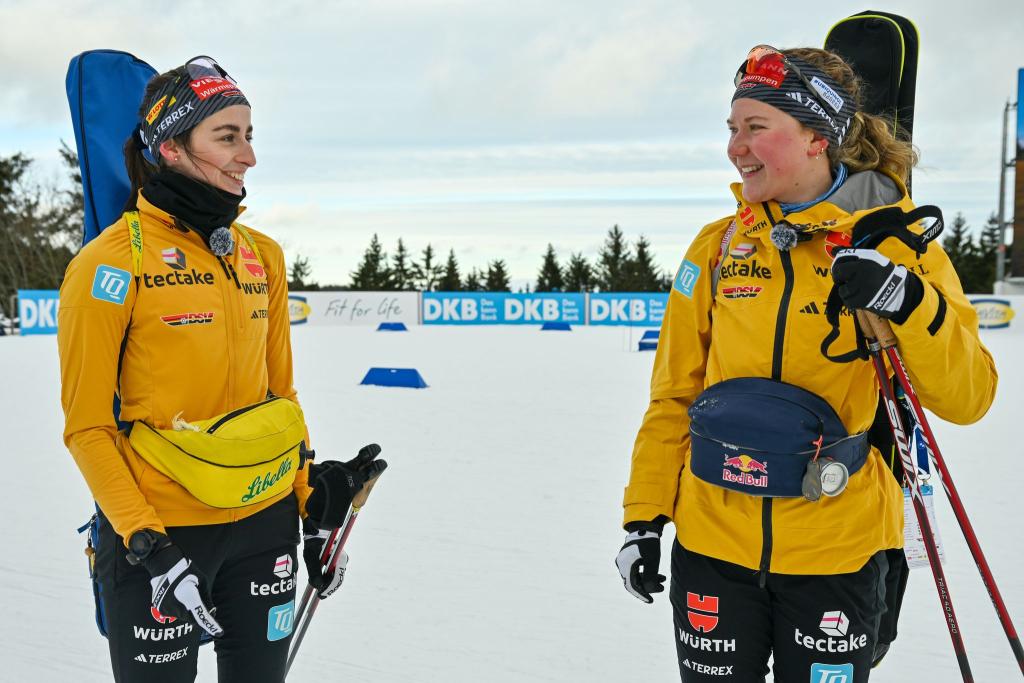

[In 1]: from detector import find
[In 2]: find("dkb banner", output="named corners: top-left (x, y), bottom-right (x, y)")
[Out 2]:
top-left (588, 293), bottom-right (669, 326)
top-left (17, 290), bottom-right (61, 335)
top-left (423, 292), bottom-right (585, 325)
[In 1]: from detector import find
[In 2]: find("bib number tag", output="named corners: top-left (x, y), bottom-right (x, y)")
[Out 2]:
top-left (902, 484), bottom-right (945, 569)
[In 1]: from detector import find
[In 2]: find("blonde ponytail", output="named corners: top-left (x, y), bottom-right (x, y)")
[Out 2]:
top-left (784, 47), bottom-right (918, 184)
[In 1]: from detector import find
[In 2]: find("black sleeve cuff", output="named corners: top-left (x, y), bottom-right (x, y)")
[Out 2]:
top-left (625, 515), bottom-right (670, 534)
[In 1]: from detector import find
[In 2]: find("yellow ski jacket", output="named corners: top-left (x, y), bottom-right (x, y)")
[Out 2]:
top-left (624, 171), bottom-right (997, 575)
top-left (59, 192), bottom-right (313, 544)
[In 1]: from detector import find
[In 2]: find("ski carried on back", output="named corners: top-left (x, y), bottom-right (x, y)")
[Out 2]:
top-left (825, 11), bottom-right (1024, 678)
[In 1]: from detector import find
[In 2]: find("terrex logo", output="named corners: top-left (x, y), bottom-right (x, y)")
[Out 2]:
top-left (722, 455), bottom-right (768, 488)
top-left (161, 247), bottom-right (186, 270)
top-left (134, 646), bottom-right (189, 664)
top-left (686, 593), bottom-right (719, 633)
top-left (799, 301), bottom-right (852, 317)
top-left (794, 611), bottom-right (868, 653)
top-left (154, 102), bottom-right (196, 137)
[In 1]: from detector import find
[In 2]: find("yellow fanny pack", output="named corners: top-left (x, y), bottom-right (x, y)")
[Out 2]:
top-left (128, 397), bottom-right (307, 509)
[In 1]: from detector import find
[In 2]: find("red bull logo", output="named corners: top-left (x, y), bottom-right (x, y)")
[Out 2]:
top-left (722, 454), bottom-right (768, 488)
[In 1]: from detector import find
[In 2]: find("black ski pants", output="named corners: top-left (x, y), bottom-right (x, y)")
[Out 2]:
top-left (670, 540), bottom-right (889, 683)
top-left (94, 495), bottom-right (300, 683)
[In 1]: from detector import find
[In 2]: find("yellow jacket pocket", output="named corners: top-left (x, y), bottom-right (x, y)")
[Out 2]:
top-left (128, 397), bottom-right (306, 509)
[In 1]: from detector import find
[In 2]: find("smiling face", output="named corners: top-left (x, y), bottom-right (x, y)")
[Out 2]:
top-left (726, 97), bottom-right (831, 205)
top-left (161, 105), bottom-right (255, 195)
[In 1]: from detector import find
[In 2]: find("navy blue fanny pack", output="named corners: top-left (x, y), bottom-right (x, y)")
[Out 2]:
top-left (687, 377), bottom-right (869, 497)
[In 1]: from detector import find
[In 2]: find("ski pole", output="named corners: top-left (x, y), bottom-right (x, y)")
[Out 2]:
top-left (286, 472), bottom-right (384, 677)
top-left (862, 311), bottom-right (1024, 677)
top-left (291, 506), bottom-right (354, 647)
top-left (857, 311), bottom-right (974, 682)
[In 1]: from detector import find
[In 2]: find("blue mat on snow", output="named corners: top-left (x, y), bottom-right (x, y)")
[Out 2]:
top-left (360, 367), bottom-right (428, 388)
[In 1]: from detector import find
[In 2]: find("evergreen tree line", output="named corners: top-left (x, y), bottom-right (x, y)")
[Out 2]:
top-left (294, 224), bottom-right (672, 293)
top-left (941, 212), bottom-right (1011, 294)
top-left (0, 145), bottom-right (83, 319)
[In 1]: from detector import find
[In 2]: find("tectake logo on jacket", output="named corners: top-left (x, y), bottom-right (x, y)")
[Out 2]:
top-left (142, 269), bottom-right (215, 288)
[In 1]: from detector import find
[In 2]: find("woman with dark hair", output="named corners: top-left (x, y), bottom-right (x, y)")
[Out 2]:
top-left (616, 46), bottom-right (996, 682)
top-left (58, 56), bottom-right (385, 682)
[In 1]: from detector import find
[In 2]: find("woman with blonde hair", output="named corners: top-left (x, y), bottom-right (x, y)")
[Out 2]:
top-left (616, 45), bottom-right (995, 682)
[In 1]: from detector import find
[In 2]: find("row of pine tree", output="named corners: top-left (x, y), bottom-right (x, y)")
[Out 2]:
top-left (290, 225), bottom-right (671, 292)
top-left (287, 213), bottom-right (1014, 294)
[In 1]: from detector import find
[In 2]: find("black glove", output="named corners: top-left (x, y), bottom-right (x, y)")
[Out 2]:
top-left (615, 520), bottom-right (666, 603)
top-left (306, 443), bottom-right (387, 529)
top-left (830, 248), bottom-right (924, 324)
top-left (302, 518), bottom-right (349, 599)
top-left (134, 533), bottom-right (223, 638)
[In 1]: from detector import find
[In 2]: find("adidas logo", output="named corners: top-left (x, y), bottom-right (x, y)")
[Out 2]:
top-left (800, 302), bottom-right (821, 315)
top-left (134, 654), bottom-right (147, 663)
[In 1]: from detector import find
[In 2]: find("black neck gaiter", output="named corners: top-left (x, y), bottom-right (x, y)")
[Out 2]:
top-left (141, 170), bottom-right (244, 253)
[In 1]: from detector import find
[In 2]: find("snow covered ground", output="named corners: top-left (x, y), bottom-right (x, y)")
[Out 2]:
top-left (1, 323), bottom-right (1020, 681)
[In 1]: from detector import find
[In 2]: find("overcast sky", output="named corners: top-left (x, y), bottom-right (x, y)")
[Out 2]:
top-left (1, 0), bottom-right (1021, 287)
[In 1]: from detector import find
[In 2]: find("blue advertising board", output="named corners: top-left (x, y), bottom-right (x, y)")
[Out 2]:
top-left (588, 293), bottom-right (668, 326)
top-left (17, 290), bottom-right (61, 335)
top-left (423, 292), bottom-right (585, 325)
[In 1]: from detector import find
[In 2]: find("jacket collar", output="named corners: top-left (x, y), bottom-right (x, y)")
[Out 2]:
top-left (135, 190), bottom-right (248, 227)
top-left (730, 170), bottom-right (911, 242)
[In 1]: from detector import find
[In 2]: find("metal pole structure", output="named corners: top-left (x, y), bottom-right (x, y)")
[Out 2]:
top-left (997, 101), bottom-right (1010, 283)
top-left (997, 100), bottom-right (1018, 283)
